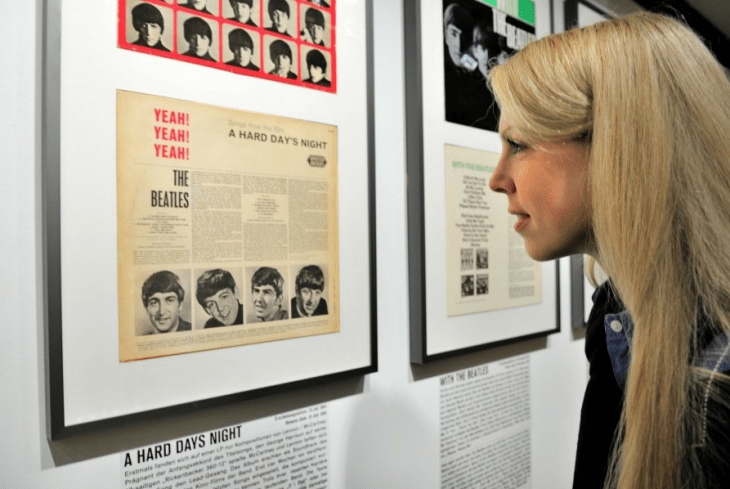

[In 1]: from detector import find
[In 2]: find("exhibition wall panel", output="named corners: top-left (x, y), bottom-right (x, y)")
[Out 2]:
top-left (0, 0), bottom-right (628, 487)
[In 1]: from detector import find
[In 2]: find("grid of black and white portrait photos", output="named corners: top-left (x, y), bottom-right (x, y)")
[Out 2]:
top-left (119, 0), bottom-right (337, 92)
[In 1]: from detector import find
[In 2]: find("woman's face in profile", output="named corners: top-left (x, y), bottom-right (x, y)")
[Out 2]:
top-left (489, 116), bottom-right (593, 261)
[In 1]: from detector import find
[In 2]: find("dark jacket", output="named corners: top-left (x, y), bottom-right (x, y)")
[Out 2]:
top-left (132, 39), bottom-right (170, 52)
top-left (183, 50), bottom-right (216, 62)
top-left (268, 69), bottom-right (297, 80)
top-left (226, 60), bottom-right (259, 71)
top-left (303, 77), bottom-right (331, 87)
top-left (573, 282), bottom-right (730, 488)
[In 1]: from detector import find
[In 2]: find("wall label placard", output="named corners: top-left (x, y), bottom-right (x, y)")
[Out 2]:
top-left (440, 356), bottom-right (532, 489)
top-left (120, 405), bottom-right (329, 489)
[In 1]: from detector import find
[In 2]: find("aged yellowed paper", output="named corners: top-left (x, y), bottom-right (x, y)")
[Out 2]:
top-left (444, 144), bottom-right (541, 317)
top-left (118, 90), bottom-right (339, 361)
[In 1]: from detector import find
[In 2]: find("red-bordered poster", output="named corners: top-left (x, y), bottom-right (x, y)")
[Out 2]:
top-left (118, 0), bottom-right (337, 93)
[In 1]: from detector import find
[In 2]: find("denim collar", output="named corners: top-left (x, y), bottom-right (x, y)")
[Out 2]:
top-left (603, 310), bottom-right (635, 391)
top-left (601, 305), bottom-right (730, 391)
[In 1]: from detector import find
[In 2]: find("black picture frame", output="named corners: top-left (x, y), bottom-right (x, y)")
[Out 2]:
top-left (42, 0), bottom-right (376, 439)
top-left (570, 255), bottom-right (587, 329)
top-left (404, 0), bottom-right (559, 364)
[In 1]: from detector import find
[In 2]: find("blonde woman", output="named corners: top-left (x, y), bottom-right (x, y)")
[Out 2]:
top-left (488, 12), bottom-right (730, 489)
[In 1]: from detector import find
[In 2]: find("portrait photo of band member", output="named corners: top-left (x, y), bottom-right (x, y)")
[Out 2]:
top-left (265, 0), bottom-right (293, 37)
top-left (225, 27), bottom-right (260, 70)
top-left (442, 0), bottom-right (528, 132)
top-left (195, 268), bottom-right (244, 328)
top-left (305, 0), bottom-right (329, 8)
top-left (179, 16), bottom-right (217, 61)
top-left (291, 265), bottom-right (329, 318)
top-left (443, 2), bottom-right (488, 130)
top-left (301, 6), bottom-right (329, 47)
top-left (471, 22), bottom-right (495, 78)
top-left (302, 48), bottom-right (331, 87)
top-left (178, 0), bottom-right (217, 16)
top-left (266, 38), bottom-right (297, 79)
top-left (138, 270), bottom-right (192, 335)
top-left (128, 2), bottom-right (171, 52)
top-left (225, 0), bottom-right (258, 27)
top-left (248, 267), bottom-right (289, 322)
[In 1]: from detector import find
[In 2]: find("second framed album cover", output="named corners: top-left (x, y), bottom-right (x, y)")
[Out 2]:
top-left (404, 0), bottom-right (558, 363)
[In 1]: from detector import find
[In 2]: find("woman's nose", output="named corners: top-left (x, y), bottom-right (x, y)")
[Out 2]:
top-left (489, 155), bottom-right (515, 194)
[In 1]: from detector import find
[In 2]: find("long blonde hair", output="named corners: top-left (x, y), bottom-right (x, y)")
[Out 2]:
top-left (489, 12), bottom-right (730, 489)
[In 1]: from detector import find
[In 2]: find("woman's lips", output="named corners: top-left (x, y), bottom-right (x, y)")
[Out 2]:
top-left (514, 214), bottom-right (530, 232)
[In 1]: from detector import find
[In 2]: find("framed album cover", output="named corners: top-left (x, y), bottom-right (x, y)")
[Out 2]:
top-left (404, 0), bottom-right (559, 363)
top-left (42, 0), bottom-right (375, 439)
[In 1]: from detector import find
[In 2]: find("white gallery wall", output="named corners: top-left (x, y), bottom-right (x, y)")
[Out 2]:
top-left (1, 0), bottom-right (639, 487)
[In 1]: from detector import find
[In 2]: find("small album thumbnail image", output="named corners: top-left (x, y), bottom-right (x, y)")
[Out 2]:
top-left (476, 274), bottom-right (489, 295)
top-left (461, 248), bottom-right (475, 271)
top-left (301, 46), bottom-right (332, 88)
top-left (476, 248), bottom-right (488, 269)
top-left (125, 0), bottom-right (174, 52)
top-left (178, 0), bottom-right (220, 17)
top-left (121, 0), bottom-right (337, 92)
top-left (300, 3), bottom-right (331, 47)
top-left (461, 274), bottom-right (475, 297)
top-left (224, 0), bottom-right (260, 27)
top-left (263, 0), bottom-right (297, 38)
top-left (177, 12), bottom-right (219, 62)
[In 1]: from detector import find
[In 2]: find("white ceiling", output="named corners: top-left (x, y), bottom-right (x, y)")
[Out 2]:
top-left (685, 0), bottom-right (730, 37)
top-left (589, 0), bottom-right (730, 37)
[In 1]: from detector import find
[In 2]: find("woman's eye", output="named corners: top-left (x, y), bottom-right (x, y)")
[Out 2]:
top-left (507, 138), bottom-right (526, 153)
